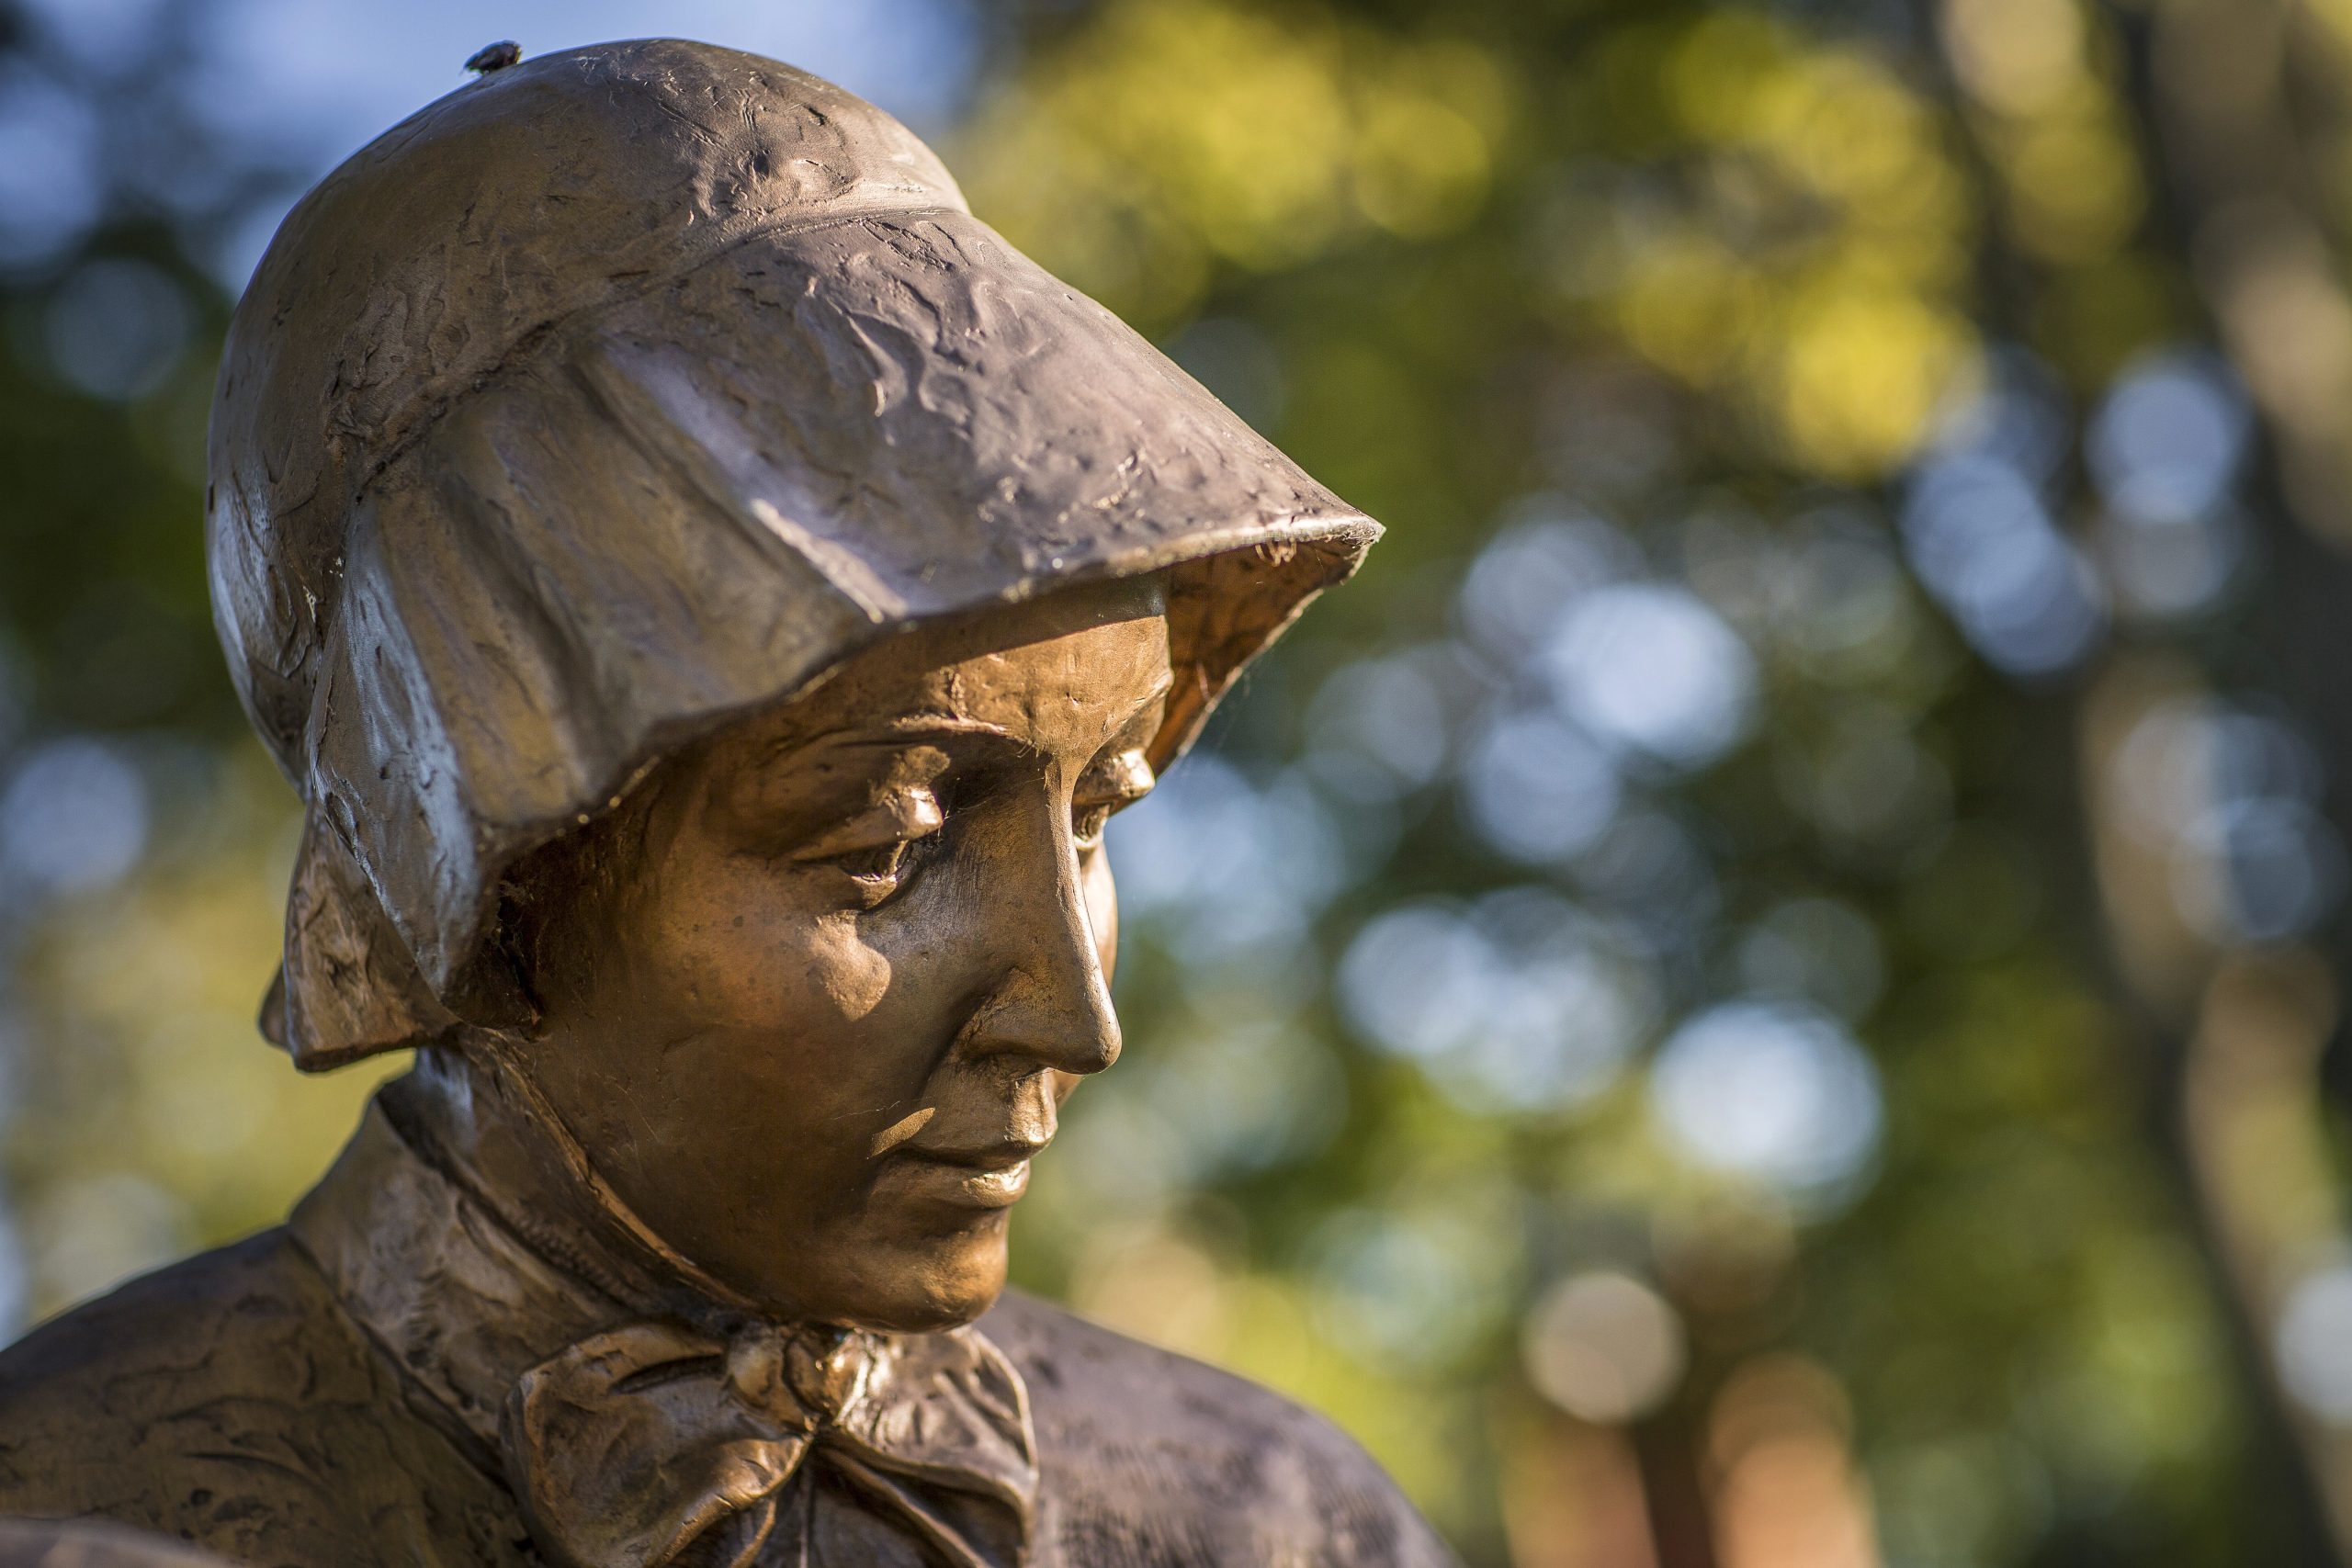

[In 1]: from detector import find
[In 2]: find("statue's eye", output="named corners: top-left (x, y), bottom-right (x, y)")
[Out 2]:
top-left (792, 783), bottom-right (946, 897)
top-left (831, 839), bottom-right (918, 885)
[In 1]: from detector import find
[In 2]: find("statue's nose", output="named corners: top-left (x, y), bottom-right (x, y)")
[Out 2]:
top-left (956, 795), bottom-right (1123, 1078)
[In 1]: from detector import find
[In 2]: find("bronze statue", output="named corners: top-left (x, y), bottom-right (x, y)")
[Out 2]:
top-left (0, 37), bottom-right (1457, 1568)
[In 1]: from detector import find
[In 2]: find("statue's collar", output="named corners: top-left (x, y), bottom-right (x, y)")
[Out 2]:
top-left (291, 1090), bottom-right (1041, 1567)
top-left (288, 1091), bottom-right (625, 1451)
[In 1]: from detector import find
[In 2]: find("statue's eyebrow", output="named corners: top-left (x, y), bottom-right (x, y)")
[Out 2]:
top-left (856, 716), bottom-right (1023, 746)
top-left (757, 718), bottom-right (1009, 759)
top-left (836, 678), bottom-right (1173, 749)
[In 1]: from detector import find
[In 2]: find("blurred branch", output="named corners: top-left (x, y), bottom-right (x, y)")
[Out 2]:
top-left (2183, 952), bottom-right (2352, 1541)
top-left (1917, 0), bottom-right (2352, 1555)
top-left (2087, 0), bottom-right (2352, 1556)
top-left (2137, 0), bottom-right (2352, 547)
top-left (2107, 0), bottom-right (2352, 974)
top-left (2079, 656), bottom-right (2352, 1564)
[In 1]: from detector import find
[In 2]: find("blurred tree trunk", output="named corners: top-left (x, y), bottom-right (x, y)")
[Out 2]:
top-left (2079, 0), bottom-right (2352, 1560)
top-left (1915, 0), bottom-right (2352, 1558)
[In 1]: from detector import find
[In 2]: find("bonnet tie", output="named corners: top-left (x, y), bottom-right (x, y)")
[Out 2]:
top-left (503, 1318), bottom-right (1037, 1568)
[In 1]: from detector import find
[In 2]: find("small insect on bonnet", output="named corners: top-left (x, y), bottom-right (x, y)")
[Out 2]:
top-left (465, 39), bottom-right (522, 74)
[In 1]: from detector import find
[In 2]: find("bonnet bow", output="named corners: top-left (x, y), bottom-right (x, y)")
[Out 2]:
top-left (503, 1319), bottom-right (1037, 1568)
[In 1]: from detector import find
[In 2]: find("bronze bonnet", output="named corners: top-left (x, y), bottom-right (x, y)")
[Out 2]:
top-left (205, 39), bottom-right (1378, 1069)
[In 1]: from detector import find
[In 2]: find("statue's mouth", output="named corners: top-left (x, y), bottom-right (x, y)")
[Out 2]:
top-left (886, 1136), bottom-right (1047, 1210)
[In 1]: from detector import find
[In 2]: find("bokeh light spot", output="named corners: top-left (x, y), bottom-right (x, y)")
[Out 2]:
top-left (1522, 1270), bottom-right (1687, 1425)
top-left (1542, 584), bottom-right (1757, 768)
top-left (42, 259), bottom-right (191, 401)
top-left (1649, 1000), bottom-right (1883, 1197)
top-left (0, 66), bottom-right (104, 270)
top-left (0, 739), bottom-right (149, 896)
top-left (2278, 1264), bottom-right (2352, 1425)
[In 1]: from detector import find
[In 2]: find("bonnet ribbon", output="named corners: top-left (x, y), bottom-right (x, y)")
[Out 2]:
top-left (503, 1318), bottom-right (1037, 1568)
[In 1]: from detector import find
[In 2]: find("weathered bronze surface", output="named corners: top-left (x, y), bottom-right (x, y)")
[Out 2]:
top-left (0, 1522), bottom-right (232, 1567)
top-left (0, 39), bottom-right (1455, 1567)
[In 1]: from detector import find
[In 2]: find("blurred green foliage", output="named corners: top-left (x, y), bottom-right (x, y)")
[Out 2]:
top-left (6, 0), bottom-right (2352, 1565)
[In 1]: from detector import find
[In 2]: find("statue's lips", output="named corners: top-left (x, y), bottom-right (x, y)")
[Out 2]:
top-left (885, 1142), bottom-right (1041, 1210)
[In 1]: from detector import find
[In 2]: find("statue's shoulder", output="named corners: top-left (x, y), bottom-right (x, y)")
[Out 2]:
top-left (0, 1229), bottom-right (337, 1442)
top-left (0, 1229), bottom-right (526, 1567)
top-left (979, 1290), bottom-right (1461, 1567)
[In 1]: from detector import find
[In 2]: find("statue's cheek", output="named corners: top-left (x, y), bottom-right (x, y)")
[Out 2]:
top-left (639, 862), bottom-right (896, 1025)
top-left (804, 911), bottom-right (897, 1022)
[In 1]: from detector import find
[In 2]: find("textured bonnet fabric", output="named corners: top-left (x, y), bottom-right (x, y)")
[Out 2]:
top-left (207, 39), bottom-right (1379, 1069)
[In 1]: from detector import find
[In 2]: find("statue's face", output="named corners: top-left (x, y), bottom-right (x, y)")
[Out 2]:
top-left (512, 583), bottom-right (1169, 1331)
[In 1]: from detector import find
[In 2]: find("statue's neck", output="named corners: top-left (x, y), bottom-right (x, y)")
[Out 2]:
top-left (383, 1042), bottom-right (761, 1327)
top-left (291, 1056), bottom-right (853, 1460)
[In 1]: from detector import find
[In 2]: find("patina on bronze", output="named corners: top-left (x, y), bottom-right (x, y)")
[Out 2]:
top-left (0, 39), bottom-right (1455, 1567)
top-left (0, 1521), bottom-right (233, 1568)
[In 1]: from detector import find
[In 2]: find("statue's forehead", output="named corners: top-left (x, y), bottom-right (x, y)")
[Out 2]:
top-left (729, 604), bottom-right (1175, 770)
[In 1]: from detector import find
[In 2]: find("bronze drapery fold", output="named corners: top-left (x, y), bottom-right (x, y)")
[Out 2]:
top-left (504, 1321), bottom-right (1035, 1568)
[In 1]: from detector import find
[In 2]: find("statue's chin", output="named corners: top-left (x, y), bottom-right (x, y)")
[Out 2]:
top-left (729, 1229), bottom-right (1012, 1337)
top-left (856, 1286), bottom-right (1004, 1336)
